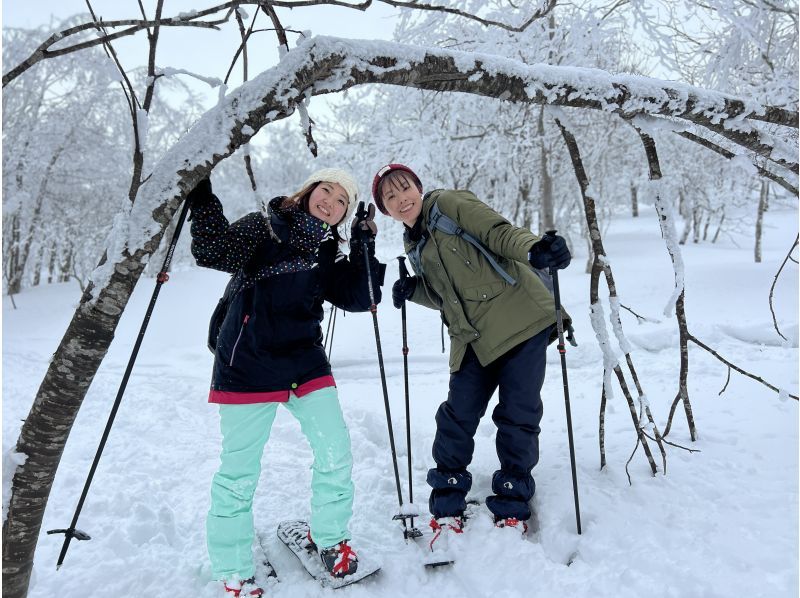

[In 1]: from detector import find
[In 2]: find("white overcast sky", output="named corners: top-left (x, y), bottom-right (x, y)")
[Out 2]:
top-left (2, 0), bottom-right (401, 118)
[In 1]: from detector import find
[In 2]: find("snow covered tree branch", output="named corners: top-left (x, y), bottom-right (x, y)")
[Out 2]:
top-left (632, 126), bottom-right (698, 441)
top-left (553, 115), bottom-right (665, 478)
top-left (630, 127), bottom-right (797, 446)
top-left (2, 0), bottom-right (558, 87)
top-left (675, 130), bottom-right (798, 196)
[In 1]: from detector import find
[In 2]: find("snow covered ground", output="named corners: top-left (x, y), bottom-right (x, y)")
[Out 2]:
top-left (3, 205), bottom-right (798, 598)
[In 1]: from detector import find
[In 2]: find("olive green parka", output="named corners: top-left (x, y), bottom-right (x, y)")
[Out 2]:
top-left (404, 189), bottom-right (566, 373)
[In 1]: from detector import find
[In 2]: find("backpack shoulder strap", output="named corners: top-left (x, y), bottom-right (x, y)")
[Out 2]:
top-left (428, 199), bottom-right (517, 286)
top-left (405, 191), bottom-right (439, 277)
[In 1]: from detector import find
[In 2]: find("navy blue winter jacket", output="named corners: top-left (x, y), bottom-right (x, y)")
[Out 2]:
top-left (190, 193), bottom-right (385, 400)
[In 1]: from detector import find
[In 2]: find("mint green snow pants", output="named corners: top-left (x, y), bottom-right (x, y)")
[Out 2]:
top-left (206, 386), bottom-right (354, 581)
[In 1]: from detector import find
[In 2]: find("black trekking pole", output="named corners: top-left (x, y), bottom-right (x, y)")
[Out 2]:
top-left (546, 229), bottom-right (582, 535)
top-left (324, 305), bottom-right (338, 360)
top-left (355, 202), bottom-right (413, 537)
top-left (49, 197), bottom-right (192, 568)
top-left (397, 257), bottom-right (422, 540)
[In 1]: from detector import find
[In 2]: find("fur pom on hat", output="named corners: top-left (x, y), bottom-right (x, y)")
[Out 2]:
top-left (299, 168), bottom-right (359, 224)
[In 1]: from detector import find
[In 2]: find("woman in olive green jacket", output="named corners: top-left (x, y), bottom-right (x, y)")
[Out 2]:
top-left (371, 163), bottom-right (571, 550)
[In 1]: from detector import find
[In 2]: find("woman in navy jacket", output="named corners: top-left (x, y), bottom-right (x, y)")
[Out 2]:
top-left (188, 168), bottom-right (384, 596)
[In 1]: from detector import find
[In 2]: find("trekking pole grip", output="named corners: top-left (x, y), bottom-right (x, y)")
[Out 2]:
top-left (398, 256), bottom-right (409, 280)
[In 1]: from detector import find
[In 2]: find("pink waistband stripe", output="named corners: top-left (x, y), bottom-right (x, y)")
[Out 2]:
top-left (209, 375), bottom-right (336, 404)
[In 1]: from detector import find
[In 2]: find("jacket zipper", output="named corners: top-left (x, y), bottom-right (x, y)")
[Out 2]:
top-left (229, 314), bottom-right (249, 367)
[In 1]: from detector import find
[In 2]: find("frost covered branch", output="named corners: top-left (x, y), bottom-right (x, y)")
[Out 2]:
top-left (676, 131), bottom-right (798, 196)
top-left (632, 127), bottom-right (698, 441)
top-left (2, 0), bottom-right (558, 87)
top-left (83, 0), bottom-right (145, 203)
top-left (554, 116), bottom-right (666, 477)
top-left (376, 0), bottom-right (557, 31)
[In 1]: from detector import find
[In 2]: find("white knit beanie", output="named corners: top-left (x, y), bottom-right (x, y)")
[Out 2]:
top-left (299, 168), bottom-right (359, 224)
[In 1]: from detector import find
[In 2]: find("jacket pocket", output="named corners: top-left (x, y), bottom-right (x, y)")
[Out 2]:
top-left (461, 281), bottom-right (505, 302)
top-left (229, 314), bottom-right (250, 367)
top-left (207, 297), bottom-right (228, 353)
top-left (443, 239), bottom-right (478, 273)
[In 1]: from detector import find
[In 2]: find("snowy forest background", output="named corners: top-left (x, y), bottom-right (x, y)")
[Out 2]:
top-left (2, 1), bottom-right (798, 597)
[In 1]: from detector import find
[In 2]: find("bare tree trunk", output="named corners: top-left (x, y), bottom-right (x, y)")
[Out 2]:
top-left (538, 107), bottom-right (554, 231)
top-left (755, 180), bottom-right (769, 263)
top-left (31, 243), bottom-right (44, 287)
top-left (692, 206), bottom-right (702, 244)
top-left (663, 294), bottom-right (698, 439)
top-left (60, 244), bottom-right (75, 284)
top-left (518, 182), bottom-right (533, 230)
top-left (712, 208), bottom-right (725, 244)
top-left (678, 191), bottom-right (691, 245)
top-left (2, 248), bottom-right (151, 598)
top-left (599, 385), bottom-right (607, 469)
top-left (4, 212), bottom-right (21, 296)
top-left (146, 209), bottom-right (179, 278)
top-left (3, 6), bottom-right (169, 595)
top-left (631, 183), bottom-right (639, 217)
top-left (6, 135), bottom-right (72, 295)
top-left (702, 212), bottom-right (712, 241)
top-left (47, 242), bottom-right (57, 285)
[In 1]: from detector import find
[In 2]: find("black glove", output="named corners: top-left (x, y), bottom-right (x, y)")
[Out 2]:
top-left (392, 276), bottom-right (417, 309)
top-left (351, 202), bottom-right (378, 244)
top-left (187, 177), bottom-right (213, 206)
top-left (528, 233), bottom-right (571, 270)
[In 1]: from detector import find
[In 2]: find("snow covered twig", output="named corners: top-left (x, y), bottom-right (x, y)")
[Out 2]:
top-left (768, 234), bottom-right (798, 342)
top-left (690, 335), bottom-right (799, 401)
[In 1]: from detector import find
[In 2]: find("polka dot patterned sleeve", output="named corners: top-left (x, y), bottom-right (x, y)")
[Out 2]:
top-left (189, 194), bottom-right (272, 274)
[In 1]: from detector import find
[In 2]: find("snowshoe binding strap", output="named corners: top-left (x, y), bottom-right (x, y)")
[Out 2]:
top-left (223, 577), bottom-right (263, 597)
top-left (428, 516), bottom-right (463, 551)
top-left (321, 540), bottom-right (359, 578)
top-left (332, 542), bottom-right (357, 576)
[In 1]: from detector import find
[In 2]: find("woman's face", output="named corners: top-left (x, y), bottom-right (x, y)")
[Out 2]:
top-left (308, 182), bottom-right (349, 225)
top-left (381, 175), bottom-right (423, 227)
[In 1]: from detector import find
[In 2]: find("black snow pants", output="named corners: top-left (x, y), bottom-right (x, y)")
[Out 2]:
top-left (427, 326), bottom-right (550, 521)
